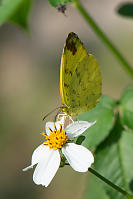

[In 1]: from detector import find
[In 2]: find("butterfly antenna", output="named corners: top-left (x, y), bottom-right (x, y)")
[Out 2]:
top-left (42, 106), bottom-right (62, 121)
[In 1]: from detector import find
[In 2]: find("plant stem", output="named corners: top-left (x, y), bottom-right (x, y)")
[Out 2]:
top-left (73, 0), bottom-right (133, 78)
top-left (65, 163), bottom-right (133, 198)
top-left (89, 168), bottom-right (133, 199)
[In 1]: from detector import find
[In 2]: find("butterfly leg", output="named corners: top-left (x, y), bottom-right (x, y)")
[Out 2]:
top-left (54, 109), bottom-right (61, 122)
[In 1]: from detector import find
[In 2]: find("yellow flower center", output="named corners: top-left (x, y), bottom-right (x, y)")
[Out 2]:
top-left (42, 124), bottom-right (68, 150)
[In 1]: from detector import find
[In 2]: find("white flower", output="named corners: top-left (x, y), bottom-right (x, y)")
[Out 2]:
top-left (23, 120), bottom-right (95, 187)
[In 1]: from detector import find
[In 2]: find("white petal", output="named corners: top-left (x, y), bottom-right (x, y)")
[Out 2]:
top-left (33, 149), bottom-right (60, 187)
top-left (23, 144), bottom-right (52, 171)
top-left (45, 121), bottom-right (64, 135)
top-left (62, 143), bottom-right (94, 172)
top-left (31, 144), bottom-right (52, 165)
top-left (23, 165), bottom-right (33, 172)
top-left (65, 121), bottom-right (96, 139)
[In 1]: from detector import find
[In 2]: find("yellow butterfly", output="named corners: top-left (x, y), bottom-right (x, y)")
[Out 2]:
top-left (43, 32), bottom-right (102, 121)
top-left (60, 32), bottom-right (102, 116)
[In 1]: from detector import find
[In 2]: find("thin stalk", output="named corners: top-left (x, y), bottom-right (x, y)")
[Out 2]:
top-left (89, 168), bottom-right (133, 199)
top-left (73, 0), bottom-right (133, 78)
top-left (65, 163), bottom-right (133, 198)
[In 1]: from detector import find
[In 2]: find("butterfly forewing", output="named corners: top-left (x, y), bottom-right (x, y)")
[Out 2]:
top-left (60, 32), bottom-right (88, 106)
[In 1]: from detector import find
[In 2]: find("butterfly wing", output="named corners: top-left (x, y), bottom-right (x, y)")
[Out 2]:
top-left (60, 32), bottom-right (88, 107)
top-left (60, 32), bottom-right (102, 116)
top-left (68, 54), bottom-right (102, 115)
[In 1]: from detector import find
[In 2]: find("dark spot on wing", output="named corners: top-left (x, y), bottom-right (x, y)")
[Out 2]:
top-left (64, 83), bottom-right (69, 88)
top-left (66, 41), bottom-right (77, 55)
top-left (67, 32), bottom-right (78, 41)
top-left (72, 89), bottom-right (76, 94)
top-left (70, 71), bottom-right (72, 76)
top-left (66, 33), bottom-right (77, 55)
top-left (65, 68), bottom-right (69, 74)
top-left (65, 68), bottom-right (72, 76)
top-left (72, 99), bottom-right (75, 103)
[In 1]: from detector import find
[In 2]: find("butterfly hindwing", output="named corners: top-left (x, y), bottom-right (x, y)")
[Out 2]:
top-left (68, 54), bottom-right (102, 115)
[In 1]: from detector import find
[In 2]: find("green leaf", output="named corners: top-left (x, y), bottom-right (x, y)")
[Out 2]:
top-left (76, 135), bottom-right (85, 145)
top-left (119, 87), bottom-right (133, 130)
top-left (83, 175), bottom-right (109, 199)
top-left (10, 0), bottom-right (32, 29)
top-left (77, 95), bottom-right (116, 149)
top-left (0, 0), bottom-right (21, 25)
top-left (48, 0), bottom-right (72, 8)
top-left (94, 117), bottom-right (133, 199)
top-left (0, 0), bottom-right (32, 28)
top-left (117, 3), bottom-right (133, 18)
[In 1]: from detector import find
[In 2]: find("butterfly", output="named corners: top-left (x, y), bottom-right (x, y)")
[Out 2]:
top-left (60, 32), bottom-right (102, 116)
top-left (43, 32), bottom-right (102, 121)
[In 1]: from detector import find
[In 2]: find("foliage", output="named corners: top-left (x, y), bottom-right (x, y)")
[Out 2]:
top-left (119, 87), bottom-right (133, 130)
top-left (77, 96), bottom-right (116, 149)
top-left (10, 0), bottom-right (32, 29)
top-left (0, 0), bottom-right (32, 29)
top-left (48, 0), bottom-right (72, 7)
top-left (83, 87), bottom-right (133, 198)
top-left (117, 3), bottom-right (133, 18)
top-left (94, 118), bottom-right (133, 198)
top-left (84, 174), bottom-right (109, 199)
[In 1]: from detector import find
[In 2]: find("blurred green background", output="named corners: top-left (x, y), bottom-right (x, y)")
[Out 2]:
top-left (0, 0), bottom-right (133, 199)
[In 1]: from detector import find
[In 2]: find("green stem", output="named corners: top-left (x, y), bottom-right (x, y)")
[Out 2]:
top-left (65, 163), bottom-right (133, 198)
top-left (73, 0), bottom-right (133, 78)
top-left (89, 168), bottom-right (133, 199)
